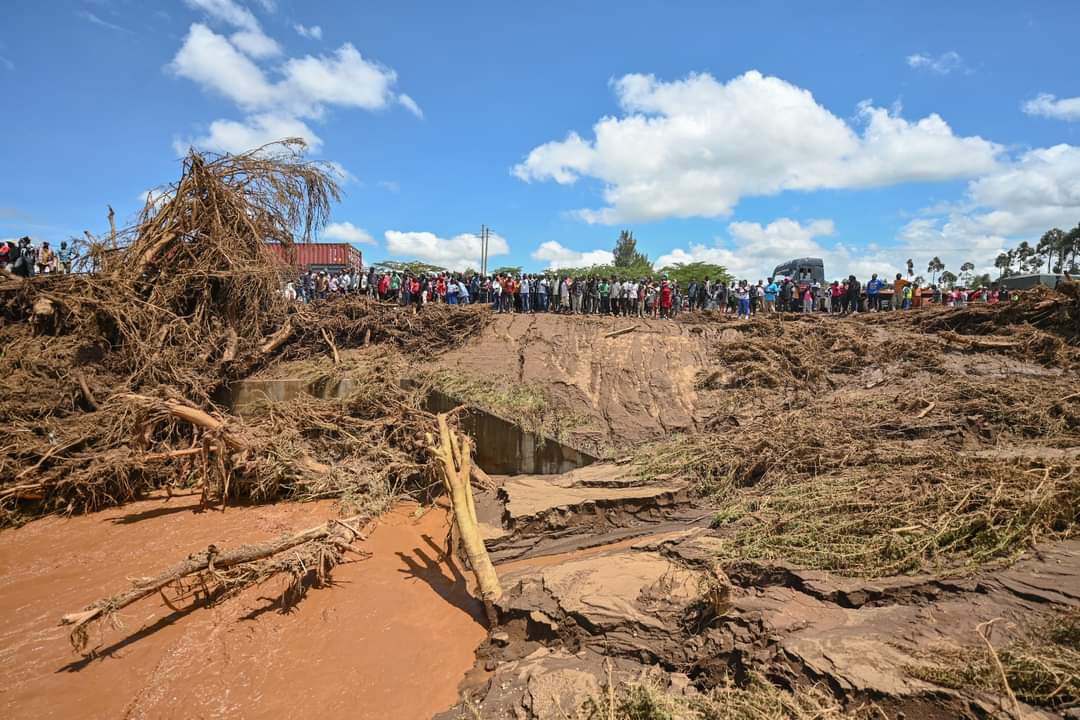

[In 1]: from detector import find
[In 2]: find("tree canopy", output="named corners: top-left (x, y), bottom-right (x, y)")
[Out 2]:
top-left (613, 230), bottom-right (649, 268)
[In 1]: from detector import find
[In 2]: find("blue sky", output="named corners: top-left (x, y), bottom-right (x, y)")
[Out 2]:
top-left (2, 0), bottom-right (1079, 280)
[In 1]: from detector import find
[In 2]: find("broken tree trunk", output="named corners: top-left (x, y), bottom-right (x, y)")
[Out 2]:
top-left (259, 319), bottom-right (294, 355)
top-left (121, 393), bottom-right (248, 451)
top-left (60, 514), bottom-right (369, 651)
top-left (428, 414), bottom-right (501, 625)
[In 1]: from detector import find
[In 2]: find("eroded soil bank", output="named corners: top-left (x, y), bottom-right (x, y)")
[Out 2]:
top-left (0, 497), bottom-right (485, 720)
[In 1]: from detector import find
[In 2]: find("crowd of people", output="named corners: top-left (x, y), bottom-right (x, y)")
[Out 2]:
top-left (284, 267), bottom-right (1017, 317)
top-left (3, 244), bottom-right (1015, 316)
top-left (1, 237), bottom-right (78, 277)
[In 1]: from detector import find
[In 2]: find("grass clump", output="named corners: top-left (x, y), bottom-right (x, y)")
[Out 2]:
top-left (584, 674), bottom-right (858, 720)
top-left (909, 610), bottom-right (1080, 712)
top-left (701, 460), bottom-right (1080, 577)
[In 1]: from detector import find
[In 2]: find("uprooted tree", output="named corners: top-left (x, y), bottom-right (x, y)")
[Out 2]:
top-left (0, 139), bottom-right (489, 527)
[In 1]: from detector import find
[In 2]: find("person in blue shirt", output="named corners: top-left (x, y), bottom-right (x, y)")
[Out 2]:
top-left (866, 273), bottom-right (883, 311)
top-left (764, 277), bottom-right (779, 313)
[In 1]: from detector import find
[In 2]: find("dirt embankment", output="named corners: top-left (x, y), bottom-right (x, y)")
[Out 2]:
top-left (0, 498), bottom-right (485, 720)
top-left (431, 313), bottom-right (721, 455)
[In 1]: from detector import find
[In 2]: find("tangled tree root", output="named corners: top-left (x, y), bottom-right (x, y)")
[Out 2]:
top-left (0, 141), bottom-right (488, 526)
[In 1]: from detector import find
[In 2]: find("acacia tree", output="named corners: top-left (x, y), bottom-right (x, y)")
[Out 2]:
top-left (927, 256), bottom-right (945, 285)
top-left (1015, 241), bottom-right (1038, 273)
top-left (994, 252), bottom-right (1012, 278)
top-left (1038, 229), bottom-right (1066, 273)
top-left (1065, 224), bottom-right (1080, 272)
top-left (959, 261), bottom-right (975, 287)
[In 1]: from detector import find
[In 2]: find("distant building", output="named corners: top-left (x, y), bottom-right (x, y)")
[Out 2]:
top-left (265, 242), bottom-right (362, 274)
top-left (998, 273), bottom-right (1071, 291)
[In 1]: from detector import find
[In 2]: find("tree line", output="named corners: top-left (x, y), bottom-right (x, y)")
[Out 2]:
top-left (995, 223), bottom-right (1080, 278)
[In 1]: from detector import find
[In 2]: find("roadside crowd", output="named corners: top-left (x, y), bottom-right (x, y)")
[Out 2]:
top-left (284, 268), bottom-right (1016, 317)
top-left (2, 237), bottom-right (78, 276)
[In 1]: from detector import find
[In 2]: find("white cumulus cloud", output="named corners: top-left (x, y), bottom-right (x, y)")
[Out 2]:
top-left (324, 221), bottom-right (374, 244)
top-left (175, 112), bottom-right (322, 155)
top-left (384, 230), bottom-right (508, 271)
top-left (900, 143), bottom-right (1080, 276)
top-left (183, 0), bottom-right (280, 58)
top-left (170, 17), bottom-right (417, 157)
top-left (1023, 93), bottom-right (1080, 122)
top-left (531, 241), bottom-right (614, 270)
top-left (514, 71), bottom-right (1000, 223)
top-left (655, 219), bottom-right (849, 281)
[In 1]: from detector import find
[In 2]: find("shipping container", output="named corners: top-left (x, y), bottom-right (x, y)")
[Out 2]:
top-left (265, 243), bottom-right (362, 273)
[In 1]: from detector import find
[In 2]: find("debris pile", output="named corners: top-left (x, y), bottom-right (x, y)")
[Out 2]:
top-left (0, 141), bottom-right (487, 527)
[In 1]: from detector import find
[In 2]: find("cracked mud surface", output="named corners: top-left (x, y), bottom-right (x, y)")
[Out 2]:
top-left (441, 531), bottom-right (1080, 720)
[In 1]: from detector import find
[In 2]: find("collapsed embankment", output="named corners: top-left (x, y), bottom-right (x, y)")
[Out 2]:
top-left (429, 290), bottom-right (1080, 719)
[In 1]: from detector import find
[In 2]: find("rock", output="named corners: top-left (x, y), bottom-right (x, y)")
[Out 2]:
top-left (668, 672), bottom-right (693, 696)
top-left (523, 668), bottom-right (601, 720)
top-left (529, 610), bottom-right (559, 631)
top-left (491, 631), bottom-right (511, 646)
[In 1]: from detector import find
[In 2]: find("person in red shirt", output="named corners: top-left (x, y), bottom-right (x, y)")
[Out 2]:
top-left (659, 280), bottom-right (673, 318)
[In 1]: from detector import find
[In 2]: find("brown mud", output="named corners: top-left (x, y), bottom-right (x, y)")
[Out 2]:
top-left (0, 498), bottom-right (485, 720)
top-left (431, 313), bottom-right (722, 455)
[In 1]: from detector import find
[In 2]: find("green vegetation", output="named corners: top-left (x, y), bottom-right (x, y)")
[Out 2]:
top-left (908, 610), bottom-right (1080, 711)
top-left (373, 260), bottom-right (450, 275)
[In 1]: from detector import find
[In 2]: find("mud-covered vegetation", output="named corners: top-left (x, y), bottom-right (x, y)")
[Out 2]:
top-left (0, 142), bottom-right (488, 529)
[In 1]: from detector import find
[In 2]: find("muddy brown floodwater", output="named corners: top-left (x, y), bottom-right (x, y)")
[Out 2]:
top-left (0, 496), bottom-right (486, 720)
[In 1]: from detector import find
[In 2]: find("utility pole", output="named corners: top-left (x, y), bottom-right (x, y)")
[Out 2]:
top-left (480, 224), bottom-right (489, 277)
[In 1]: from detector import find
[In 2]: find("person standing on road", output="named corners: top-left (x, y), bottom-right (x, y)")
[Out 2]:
top-left (892, 273), bottom-right (909, 312)
top-left (764, 277), bottom-right (778, 313)
top-left (866, 274), bottom-right (882, 312)
top-left (845, 275), bottom-right (861, 314)
top-left (735, 281), bottom-right (751, 319)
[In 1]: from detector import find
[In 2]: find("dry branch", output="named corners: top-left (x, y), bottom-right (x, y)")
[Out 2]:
top-left (61, 513), bottom-right (370, 652)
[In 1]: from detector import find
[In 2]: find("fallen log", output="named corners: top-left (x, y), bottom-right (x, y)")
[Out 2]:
top-left (604, 325), bottom-right (638, 339)
top-left (122, 394), bottom-right (248, 451)
top-left (60, 513), bottom-right (370, 651)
